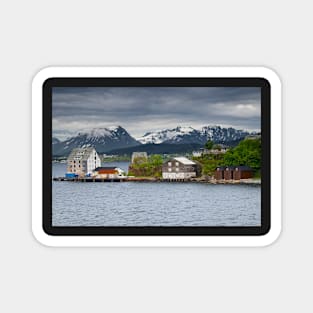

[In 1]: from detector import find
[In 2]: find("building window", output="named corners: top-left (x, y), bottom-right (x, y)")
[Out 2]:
top-left (176, 162), bottom-right (179, 166)
top-left (168, 162), bottom-right (172, 166)
top-left (176, 167), bottom-right (179, 171)
top-left (168, 168), bottom-right (172, 172)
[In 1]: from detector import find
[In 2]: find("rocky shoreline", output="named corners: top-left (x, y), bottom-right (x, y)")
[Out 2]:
top-left (53, 176), bottom-right (261, 185)
top-left (126, 177), bottom-right (261, 185)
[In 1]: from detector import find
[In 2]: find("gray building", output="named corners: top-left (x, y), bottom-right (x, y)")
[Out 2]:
top-left (162, 157), bottom-right (201, 180)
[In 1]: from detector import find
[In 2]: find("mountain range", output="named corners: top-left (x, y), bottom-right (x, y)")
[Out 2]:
top-left (52, 126), bottom-right (139, 156)
top-left (52, 125), bottom-right (253, 156)
top-left (137, 126), bottom-right (250, 145)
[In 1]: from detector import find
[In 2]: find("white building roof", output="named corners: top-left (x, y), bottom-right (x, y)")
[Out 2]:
top-left (67, 147), bottom-right (96, 161)
top-left (174, 157), bottom-right (196, 165)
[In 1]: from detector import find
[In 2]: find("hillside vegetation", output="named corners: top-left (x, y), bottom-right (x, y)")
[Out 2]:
top-left (192, 138), bottom-right (261, 177)
top-left (128, 155), bottom-right (163, 177)
top-left (223, 138), bottom-right (261, 169)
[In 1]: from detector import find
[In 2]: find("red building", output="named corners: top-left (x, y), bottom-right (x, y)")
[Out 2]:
top-left (215, 166), bottom-right (254, 180)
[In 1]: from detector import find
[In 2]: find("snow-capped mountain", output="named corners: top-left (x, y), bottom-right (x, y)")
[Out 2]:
top-left (53, 125), bottom-right (254, 156)
top-left (52, 126), bottom-right (140, 156)
top-left (199, 125), bottom-right (251, 144)
top-left (136, 125), bottom-right (251, 145)
top-left (136, 126), bottom-right (200, 144)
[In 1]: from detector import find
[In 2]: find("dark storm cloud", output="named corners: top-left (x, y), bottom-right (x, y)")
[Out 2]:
top-left (52, 87), bottom-right (261, 140)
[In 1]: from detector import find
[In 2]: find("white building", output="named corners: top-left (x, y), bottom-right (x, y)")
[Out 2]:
top-left (162, 157), bottom-right (201, 180)
top-left (92, 167), bottom-right (125, 179)
top-left (193, 147), bottom-right (228, 157)
top-left (67, 147), bottom-right (101, 176)
top-left (192, 150), bottom-right (202, 157)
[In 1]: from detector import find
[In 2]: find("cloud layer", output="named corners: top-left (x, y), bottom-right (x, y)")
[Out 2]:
top-left (52, 87), bottom-right (261, 140)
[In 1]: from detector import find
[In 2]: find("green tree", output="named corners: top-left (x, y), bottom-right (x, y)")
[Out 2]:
top-left (128, 154), bottom-right (163, 177)
top-left (222, 138), bottom-right (261, 170)
top-left (192, 155), bottom-right (222, 176)
top-left (132, 156), bottom-right (147, 164)
top-left (204, 140), bottom-right (214, 150)
top-left (149, 154), bottom-right (163, 167)
top-left (212, 144), bottom-right (222, 151)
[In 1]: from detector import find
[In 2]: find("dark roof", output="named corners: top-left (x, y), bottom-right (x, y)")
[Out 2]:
top-left (94, 167), bottom-right (117, 171)
top-left (234, 165), bottom-right (253, 171)
top-left (217, 165), bottom-right (253, 171)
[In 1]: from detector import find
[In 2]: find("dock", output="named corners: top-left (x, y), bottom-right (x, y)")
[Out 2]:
top-left (53, 177), bottom-right (127, 182)
top-left (53, 176), bottom-right (160, 183)
top-left (52, 176), bottom-right (261, 184)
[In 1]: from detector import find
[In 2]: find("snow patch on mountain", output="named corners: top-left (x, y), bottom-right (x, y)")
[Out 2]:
top-left (137, 126), bottom-right (196, 144)
top-left (78, 125), bottom-right (125, 139)
top-left (136, 125), bottom-right (251, 145)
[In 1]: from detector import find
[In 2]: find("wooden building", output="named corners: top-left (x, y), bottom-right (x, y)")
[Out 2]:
top-left (92, 167), bottom-right (124, 179)
top-left (215, 165), bottom-right (254, 180)
top-left (215, 166), bottom-right (226, 180)
top-left (233, 166), bottom-right (254, 180)
top-left (67, 147), bottom-right (101, 176)
top-left (223, 166), bottom-right (235, 180)
top-left (162, 157), bottom-right (201, 180)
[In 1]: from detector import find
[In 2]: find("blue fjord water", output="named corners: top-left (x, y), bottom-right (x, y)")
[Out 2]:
top-left (52, 162), bottom-right (261, 226)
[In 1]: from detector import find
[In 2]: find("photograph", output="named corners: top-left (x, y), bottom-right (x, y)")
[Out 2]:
top-left (52, 86), bottom-right (262, 227)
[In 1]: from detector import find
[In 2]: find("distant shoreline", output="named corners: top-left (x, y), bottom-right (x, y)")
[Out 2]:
top-left (53, 176), bottom-right (261, 185)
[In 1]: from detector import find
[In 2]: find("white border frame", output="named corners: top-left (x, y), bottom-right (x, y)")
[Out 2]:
top-left (32, 67), bottom-right (281, 247)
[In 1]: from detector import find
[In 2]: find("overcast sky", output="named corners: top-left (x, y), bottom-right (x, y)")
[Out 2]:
top-left (52, 87), bottom-right (261, 140)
